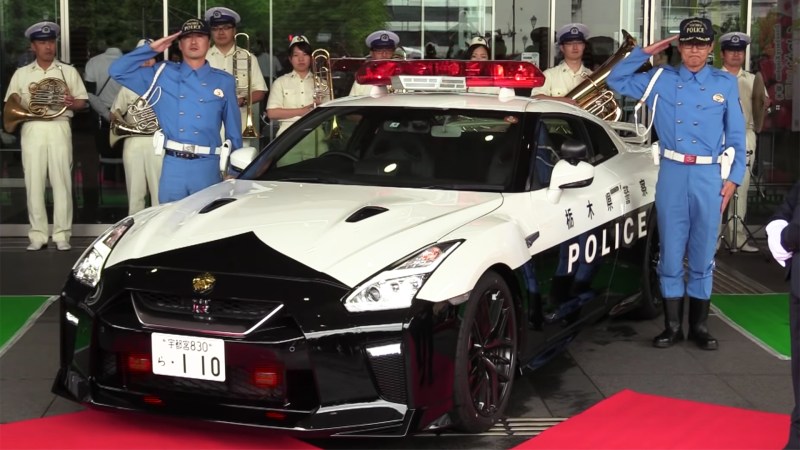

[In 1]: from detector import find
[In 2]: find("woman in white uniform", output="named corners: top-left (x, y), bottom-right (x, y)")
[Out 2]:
top-left (465, 36), bottom-right (500, 95)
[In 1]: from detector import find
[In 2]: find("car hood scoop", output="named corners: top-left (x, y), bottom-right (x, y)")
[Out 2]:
top-left (107, 180), bottom-right (503, 286)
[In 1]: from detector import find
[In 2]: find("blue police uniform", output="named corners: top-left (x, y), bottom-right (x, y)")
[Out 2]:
top-left (109, 28), bottom-right (242, 203)
top-left (608, 18), bottom-right (746, 350)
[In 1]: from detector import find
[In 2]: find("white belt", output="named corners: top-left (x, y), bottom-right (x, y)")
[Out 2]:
top-left (662, 149), bottom-right (721, 165)
top-left (164, 139), bottom-right (220, 155)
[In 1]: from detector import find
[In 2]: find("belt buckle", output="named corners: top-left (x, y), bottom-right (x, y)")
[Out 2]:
top-left (182, 143), bottom-right (195, 153)
top-left (683, 154), bottom-right (696, 164)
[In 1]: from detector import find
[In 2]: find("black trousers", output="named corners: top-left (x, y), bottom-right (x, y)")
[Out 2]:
top-left (788, 294), bottom-right (800, 450)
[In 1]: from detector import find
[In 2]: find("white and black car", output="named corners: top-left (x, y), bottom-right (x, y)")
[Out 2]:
top-left (54, 60), bottom-right (661, 436)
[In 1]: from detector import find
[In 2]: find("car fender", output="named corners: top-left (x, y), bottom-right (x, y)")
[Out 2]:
top-left (416, 214), bottom-right (530, 303)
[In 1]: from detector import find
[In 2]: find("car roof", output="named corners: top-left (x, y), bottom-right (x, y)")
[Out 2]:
top-left (321, 92), bottom-right (589, 116)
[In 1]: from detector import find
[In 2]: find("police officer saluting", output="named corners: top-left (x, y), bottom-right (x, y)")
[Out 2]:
top-left (4, 21), bottom-right (88, 251)
top-left (531, 23), bottom-right (592, 102)
top-left (349, 30), bottom-right (400, 97)
top-left (109, 19), bottom-right (242, 203)
top-left (608, 18), bottom-right (747, 350)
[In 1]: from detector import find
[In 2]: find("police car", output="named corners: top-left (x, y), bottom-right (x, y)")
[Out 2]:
top-left (53, 60), bottom-right (661, 436)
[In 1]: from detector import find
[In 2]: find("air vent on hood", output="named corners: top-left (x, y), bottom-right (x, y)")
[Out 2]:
top-left (199, 198), bottom-right (237, 214)
top-left (346, 206), bottom-right (388, 223)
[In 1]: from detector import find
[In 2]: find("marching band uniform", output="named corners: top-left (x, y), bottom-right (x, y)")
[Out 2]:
top-left (266, 36), bottom-right (324, 137)
top-left (466, 36), bottom-right (500, 95)
top-left (4, 22), bottom-right (88, 251)
top-left (204, 7), bottom-right (267, 138)
top-left (719, 32), bottom-right (769, 252)
top-left (110, 39), bottom-right (162, 215)
top-left (109, 19), bottom-right (242, 203)
top-left (608, 18), bottom-right (747, 350)
top-left (531, 23), bottom-right (592, 97)
top-left (349, 30), bottom-right (400, 97)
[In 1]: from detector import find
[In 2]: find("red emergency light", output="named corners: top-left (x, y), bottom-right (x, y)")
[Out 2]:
top-left (126, 353), bottom-right (152, 373)
top-left (356, 60), bottom-right (545, 89)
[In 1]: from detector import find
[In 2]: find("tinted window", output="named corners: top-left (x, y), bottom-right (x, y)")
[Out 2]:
top-left (242, 107), bottom-right (523, 192)
top-left (529, 115), bottom-right (589, 189)
top-left (582, 119), bottom-right (619, 164)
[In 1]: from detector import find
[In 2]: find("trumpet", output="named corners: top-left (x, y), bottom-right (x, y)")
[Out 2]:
top-left (233, 32), bottom-right (258, 138)
top-left (311, 48), bottom-right (341, 139)
top-left (3, 78), bottom-right (68, 133)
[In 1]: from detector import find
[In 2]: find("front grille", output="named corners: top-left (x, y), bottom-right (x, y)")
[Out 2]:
top-left (129, 365), bottom-right (285, 401)
top-left (133, 292), bottom-right (279, 321)
top-left (368, 347), bottom-right (407, 404)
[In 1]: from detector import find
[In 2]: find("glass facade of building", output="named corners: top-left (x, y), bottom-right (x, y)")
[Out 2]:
top-left (1, 0), bottom-right (797, 235)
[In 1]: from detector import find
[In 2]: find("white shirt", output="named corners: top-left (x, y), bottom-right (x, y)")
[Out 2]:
top-left (206, 45), bottom-right (268, 95)
top-left (5, 60), bottom-right (88, 121)
top-left (531, 61), bottom-right (591, 97)
top-left (266, 70), bottom-right (317, 135)
top-left (722, 66), bottom-right (769, 151)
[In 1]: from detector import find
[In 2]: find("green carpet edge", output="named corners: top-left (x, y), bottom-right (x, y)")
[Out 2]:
top-left (0, 295), bottom-right (58, 359)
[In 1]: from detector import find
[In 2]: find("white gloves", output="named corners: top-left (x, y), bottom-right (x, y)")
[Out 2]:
top-left (766, 219), bottom-right (792, 267)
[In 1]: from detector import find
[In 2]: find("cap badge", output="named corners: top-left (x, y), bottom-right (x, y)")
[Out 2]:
top-left (213, 88), bottom-right (224, 98)
top-left (42, 26), bottom-right (50, 33)
top-left (712, 93), bottom-right (725, 103)
top-left (213, 10), bottom-right (221, 18)
top-left (731, 36), bottom-right (740, 43)
top-left (192, 272), bottom-right (216, 294)
top-left (570, 27), bottom-right (579, 34)
top-left (380, 33), bottom-right (389, 41)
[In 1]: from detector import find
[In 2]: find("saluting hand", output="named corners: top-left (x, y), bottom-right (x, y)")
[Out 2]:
top-left (149, 31), bottom-right (181, 54)
top-left (642, 35), bottom-right (678, 55)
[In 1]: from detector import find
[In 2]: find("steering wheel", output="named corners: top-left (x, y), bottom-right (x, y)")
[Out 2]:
top-left (319, 151), bottom-right (359, 161)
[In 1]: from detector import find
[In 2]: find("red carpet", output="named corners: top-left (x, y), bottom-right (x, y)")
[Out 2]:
top-left (0, 409), bottom-right (318, 449)
top-left (515, 390), bottom-right (789, 449)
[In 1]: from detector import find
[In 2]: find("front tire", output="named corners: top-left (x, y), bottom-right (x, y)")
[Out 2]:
top-left (451, 270), bottom-right (518, 433)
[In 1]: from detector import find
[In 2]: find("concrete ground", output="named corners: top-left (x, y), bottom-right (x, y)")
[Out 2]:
top-left (0, 236), bottom-right (792, 448)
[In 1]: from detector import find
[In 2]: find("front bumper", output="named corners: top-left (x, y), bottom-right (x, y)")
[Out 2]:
top-left (53, 267), bottom-right (458, 437)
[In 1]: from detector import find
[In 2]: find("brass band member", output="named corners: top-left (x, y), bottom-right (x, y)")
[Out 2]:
top-left (3, 21), bottom-right (88, 251)
top-left (349, 30), bottom-right (400, 97)
top-left (204, 7), bottom-right (267, 136)
top-left (531, 23), bottom-right (592, 103)
top-left (110, 39), bottom-right (163, 215)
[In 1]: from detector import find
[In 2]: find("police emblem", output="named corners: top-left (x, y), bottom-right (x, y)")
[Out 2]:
top-left (42, 26), bottom-right (50, 33)
top-left (731, 35), bottom-right (740, 43)
top-left (192, 272), bottom-right (216, 294)
top-left (712, 93), bottom-right (725, 103)
top-left (380, 33), bottom-right (389, 41)
top-left (213, 10), bottom-right (222, 18)
top-left (570, 27), bottom-right (579, 34)
top-left (213, 88), bottom-right (224, 98)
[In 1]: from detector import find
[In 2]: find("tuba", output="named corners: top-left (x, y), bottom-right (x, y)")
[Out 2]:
top-left (233, 33), bottom-right (258, 138)
top-left (565, 29), bottom-right (642, 121)
top-left (3, 78), bottom-right (69, 133)
top-left (311, 48), bottom-right (341, 139)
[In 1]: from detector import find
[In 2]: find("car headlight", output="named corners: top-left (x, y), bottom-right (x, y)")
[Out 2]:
top-left (343, 241), bottom-right (462, 312)
top-left (72, 217), bottom-right (134, 288)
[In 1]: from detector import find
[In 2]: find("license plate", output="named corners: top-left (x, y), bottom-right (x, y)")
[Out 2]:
top-left (151, 332), bottom-right (226, 382)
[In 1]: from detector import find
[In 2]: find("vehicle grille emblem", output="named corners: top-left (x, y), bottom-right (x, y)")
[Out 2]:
top-left (192, 272), bottom-right (215, 294)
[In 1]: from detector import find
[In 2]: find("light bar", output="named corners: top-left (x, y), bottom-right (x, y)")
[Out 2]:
top-left (356, 60), bottom-right (545, 89)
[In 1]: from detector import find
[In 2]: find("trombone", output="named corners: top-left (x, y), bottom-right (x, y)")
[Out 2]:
top-left (233, 32), bottom-right (258, 138)
top-left (311, 48), bottom-right (341, 140)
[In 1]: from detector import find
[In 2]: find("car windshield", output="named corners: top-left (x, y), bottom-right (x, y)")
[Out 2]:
top-left (241, 106), bottom-right (523, 192)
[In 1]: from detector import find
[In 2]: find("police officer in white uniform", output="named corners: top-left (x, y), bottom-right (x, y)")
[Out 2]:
top-left (349, 30), bottom-right (400, 97)
top-left (4, 21), bottom-right (88, 251)
top-left (110, 39), bottom-right (163, 215)
top-left (719, 31), bottom-right (770, 253)
top-left (204, 6), bottom-right (267, 138)
top-left (531, 23), bottom-right (592, 100)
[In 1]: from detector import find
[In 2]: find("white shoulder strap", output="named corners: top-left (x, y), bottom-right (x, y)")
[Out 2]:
top-left (634, 67), bottom-right (664, 137)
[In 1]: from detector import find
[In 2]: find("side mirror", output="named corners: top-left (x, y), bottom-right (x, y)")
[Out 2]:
top-left (229, 147), bottom-right (258, 171)
top-left (560, 138), bottom-right (589, 162)
top-left (546, 160), bottom-right (595, 204)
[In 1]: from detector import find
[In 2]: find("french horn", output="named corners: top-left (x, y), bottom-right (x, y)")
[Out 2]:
top-left (3, 78), bottom-right (68, 133)
top-left (109, 96), bottom-right (160, 148)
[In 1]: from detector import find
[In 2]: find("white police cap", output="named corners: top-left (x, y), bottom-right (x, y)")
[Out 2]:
top-left (136, 38), bottom-right (152, 48)
top-left (719, 31), bottom-right (750, 51)
top-left (365, 30), bottom-right (400, 49)
top-left (556, 23), bottom-right (589, 44)
top-left (289, 35), bottom-right (310, 48)
top-left (25, 21), bottom-right (60, 40)
top-left (204, 6), bottom-right (241, 26)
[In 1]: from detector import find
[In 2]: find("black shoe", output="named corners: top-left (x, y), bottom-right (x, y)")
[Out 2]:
top-left (688, 298), bottom-right (719, 350)
top-left (653, 297), bottom-right (684, 348)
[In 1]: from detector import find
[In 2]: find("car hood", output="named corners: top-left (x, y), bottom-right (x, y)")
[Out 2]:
top-left (107, 180), bottom-right (503, 286)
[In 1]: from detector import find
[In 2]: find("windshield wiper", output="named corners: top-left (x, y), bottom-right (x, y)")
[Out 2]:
top-left (272, 176), bottom-right (341, 184)
top-left (422, 184), bottom-right (504, 191)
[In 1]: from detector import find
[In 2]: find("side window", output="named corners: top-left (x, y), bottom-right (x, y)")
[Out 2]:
top-left (529, 115), bottom-right (591, 190)
top-left (582, 119), bottom-right (619, 165)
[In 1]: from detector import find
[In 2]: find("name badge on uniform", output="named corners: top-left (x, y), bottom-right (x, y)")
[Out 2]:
top-left (213, 88), bottom-right (224, 98)
top-left (712, 93), bottom-right (725, 103)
